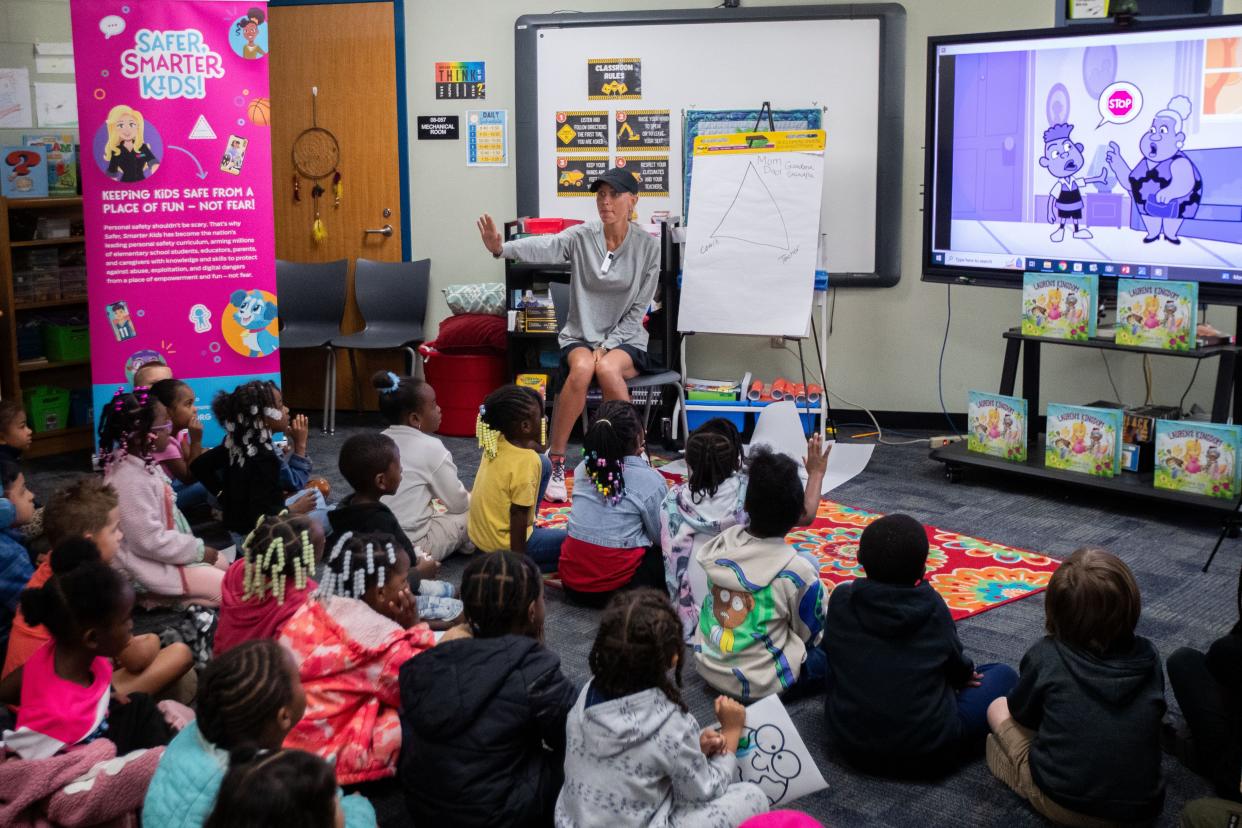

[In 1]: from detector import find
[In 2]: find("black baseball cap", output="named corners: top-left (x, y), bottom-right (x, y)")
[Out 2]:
top-left (589, 166), bottom-right (639, 195)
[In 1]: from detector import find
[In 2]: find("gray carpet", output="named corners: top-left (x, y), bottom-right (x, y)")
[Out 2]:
top-left (26, 412), bottom-right (1235, 827)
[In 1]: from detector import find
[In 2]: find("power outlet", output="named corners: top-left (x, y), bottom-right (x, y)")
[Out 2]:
top-left (769, 337), bottom-right (785, 349)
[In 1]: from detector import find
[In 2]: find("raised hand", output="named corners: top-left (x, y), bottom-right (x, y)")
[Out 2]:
top-left (476, 213), bottom-right (503, 256)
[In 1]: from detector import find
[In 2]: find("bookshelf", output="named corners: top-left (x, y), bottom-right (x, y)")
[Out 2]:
top-left (0, 196), bottom-right (93, 458)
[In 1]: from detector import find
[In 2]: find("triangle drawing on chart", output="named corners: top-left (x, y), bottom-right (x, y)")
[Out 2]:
top-left (710, 161), bottom-right (790, 250)
top-left (189, 114), bottom-right (216, 140)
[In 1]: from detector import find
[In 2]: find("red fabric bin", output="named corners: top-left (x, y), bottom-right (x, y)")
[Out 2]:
top-left (421, 348), bottom-right (508, 437)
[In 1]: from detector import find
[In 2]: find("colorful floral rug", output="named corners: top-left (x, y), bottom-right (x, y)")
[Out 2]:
top-left (535, 495), bottom-right (1060, 621)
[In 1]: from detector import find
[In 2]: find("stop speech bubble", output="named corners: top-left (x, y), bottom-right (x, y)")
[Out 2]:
top-left (1097, 81), bottom-right (1143, 128)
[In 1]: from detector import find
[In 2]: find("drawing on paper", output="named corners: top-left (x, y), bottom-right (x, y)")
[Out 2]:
top-left (737, 723), bottom-right (801, 805)
top-left (710, 161), bottom-right (791, 250)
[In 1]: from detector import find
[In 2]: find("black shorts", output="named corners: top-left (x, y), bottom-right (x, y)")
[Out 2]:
top-left (1056, 208), bottom-right (1083, 220)
top-left (559, 341), bottom-right (648, 376)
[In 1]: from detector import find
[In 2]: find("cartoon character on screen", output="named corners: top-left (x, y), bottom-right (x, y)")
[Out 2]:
top-left (231, 289), bottom-right (279, 357)
top-left (1185, 437), bottom-right (1203, 475)
top-left (235, 7), bottom-right (267, 59)
top-left (1107, 95), bottom-right (1203, 245)
top-left (108, 301), bottom-right (136, 341)
top-left (1040, 123), bottom-right (1108, 242)
top-left (737, 723), bottom-right (801, 806)
top-left (103, 105), bottom-right (159, 183)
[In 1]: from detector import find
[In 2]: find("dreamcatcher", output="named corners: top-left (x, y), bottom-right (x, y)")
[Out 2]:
top-left (291, 86), bottom-right (342, 243)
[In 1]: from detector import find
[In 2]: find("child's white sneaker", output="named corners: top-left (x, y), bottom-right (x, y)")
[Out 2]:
top-left (545, 457), bottom-right (568, 502)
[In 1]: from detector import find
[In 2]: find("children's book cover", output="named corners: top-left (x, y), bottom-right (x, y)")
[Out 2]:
top-left (1044, 404), bottom-right (1122, 477)
top-left (967, 391), bottom-right (1028, 462)
top-left (1115, 279), bottom-right (1196, 351)
top-left (1154, 420), bottom-right (1242, 500)
top-left (1021, 273), bottom-right (1098, 341)
top-left (2, 146), bottom-right (49, 198)
top-left (23, 133), bottom-right (76, 197)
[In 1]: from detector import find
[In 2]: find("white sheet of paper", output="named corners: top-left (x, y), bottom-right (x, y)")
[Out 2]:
top-left (34, 42), bottom-right (74, 56)
top-left (679, 150), bottom-right (823, 337)
top-left (0, 68), bottom-right (33, 128)
top-left (35, 56), bottom-right (74, 75)
top-left (821, 442), bottom-right (875, 494)
top-left (35, 82), bottom-right (76, 127)
top-left (732, 694), bottom-right (828, 806)
top-left (747, 401), bottom-right (873, 493)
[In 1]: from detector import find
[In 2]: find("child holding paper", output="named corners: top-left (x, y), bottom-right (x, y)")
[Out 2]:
top-left (556, 589), bottom-right (767, 827)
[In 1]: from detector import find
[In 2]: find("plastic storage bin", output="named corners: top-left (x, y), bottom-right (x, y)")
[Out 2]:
top-left (421, 349), bottom-right (508, 437)
top-left (23, 385), bottom-right (70, 433)
top-left (685, 400), bottom-right (749, 433)
top-left (43, 323), bottom-right (90, 362)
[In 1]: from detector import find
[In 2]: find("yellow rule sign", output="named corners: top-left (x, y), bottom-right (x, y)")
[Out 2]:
top-left (692, 129), bottom-right (825, 156)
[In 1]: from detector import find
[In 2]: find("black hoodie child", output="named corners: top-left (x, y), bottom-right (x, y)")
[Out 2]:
top-left (1008, 635), bottom-right (1166, 823)
top-left (398, 634), bottom-right (576, 827)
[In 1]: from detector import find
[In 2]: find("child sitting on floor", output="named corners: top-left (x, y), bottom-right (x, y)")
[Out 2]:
top-left (205, 749), bottom-right (351, 828)
top-left (373, 370), bottom-right (471, 560)
top-left (468, 384), bottom-right (565, 572)
top-left (328, 432), bottom-right (461, 626)
top-left (149, 378), bottom-right (211, 514)
top-left (0, 457), bottom-right (35, 656)
top-left (213, 513), bottom-right (322, 656)
top-left (280, 532), bottom-right (436, 785)
top-left (399, 550), bottom-right (576, 827)
top-left (195, 381), bottom-right (319, 543)
top-left (100, 388), bottom-right (228, 605)
top-left (694, 443), bottom-right (828, 702)
top-left (0, 556), bottom-right (173, 758)
top-left (0, 399), bottom-right (32, 465)
top-left (142, 639), bottom-right (376, 828)
top-left (824, 513), bottom-right (1018, 777)
top-left (556, 589), bottom-right (768, 827)
top-left (560, 401), bottom-right (668, 606)
top-left (662, 418), bottom-right (748, 640)
top-left (987, 547), bottom-right (1166, 824)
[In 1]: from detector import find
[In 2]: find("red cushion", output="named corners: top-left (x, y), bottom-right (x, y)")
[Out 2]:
top-left (432, 313), bottom-right (508, 354)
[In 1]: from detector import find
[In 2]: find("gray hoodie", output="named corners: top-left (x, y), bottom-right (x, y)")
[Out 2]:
top-left (555, 684), bottom-right (753, 828)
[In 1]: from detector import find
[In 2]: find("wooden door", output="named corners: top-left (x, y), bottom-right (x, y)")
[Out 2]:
top-left (269, 1), bottom-right (404, 412)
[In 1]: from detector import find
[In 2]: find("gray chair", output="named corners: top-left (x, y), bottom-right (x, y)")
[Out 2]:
top-left (276, 259), bottom-right (348, 434)
top-left (549, 281), bottom-right (689, 442)
top-left (330, 258), bottom-right (430, 415)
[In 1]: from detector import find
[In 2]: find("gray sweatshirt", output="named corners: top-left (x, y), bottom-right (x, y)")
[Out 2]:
top-left (501, 221), bottom-right (659, 351)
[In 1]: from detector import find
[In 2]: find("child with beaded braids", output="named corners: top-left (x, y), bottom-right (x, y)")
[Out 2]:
top-left (280, 531), bottom-right (435, 784)
top-left (213, 513), bottom-right (322, 656)
top-left (399, 551), bottom-right (575, 827)
top-left (561, 400), bottom-right (668, 606)
top-left (100, 388), bottom-right (229, 604)
top-left (142, 639), bottom-right (377, 828)
top-left (467, 384), bottom-right (565, 572)
top-left (193, 380), bottom-right (319, 543)
top-left (662, 418), bottom-right (750, 640)
top-left (555, 589), bottom-right (768, 827)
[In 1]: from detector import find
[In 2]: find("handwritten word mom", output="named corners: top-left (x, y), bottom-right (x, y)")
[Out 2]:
top-left (120, 29), bottom-right (224, 100)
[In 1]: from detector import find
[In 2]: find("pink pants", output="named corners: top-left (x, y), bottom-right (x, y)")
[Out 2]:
top-left (177, 558), bottom-right (229, 606)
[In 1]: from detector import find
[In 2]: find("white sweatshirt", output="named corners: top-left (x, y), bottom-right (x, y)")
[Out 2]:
top-left (381, 425), bottom-right (470, 540)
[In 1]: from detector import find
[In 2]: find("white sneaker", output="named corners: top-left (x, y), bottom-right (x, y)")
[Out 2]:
top-left (1050, 226), bottom-right (1065, 242)
top-left (545, 458), bottom-right (568, 502)
top-left (1073, 228), bottom-right (1094, 239)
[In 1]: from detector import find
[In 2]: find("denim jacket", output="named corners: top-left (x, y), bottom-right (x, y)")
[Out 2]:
top-left (567, 456), bottom-right (666, 548)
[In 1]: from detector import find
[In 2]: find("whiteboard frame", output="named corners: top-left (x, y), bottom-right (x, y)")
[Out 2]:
top-left (514, 4), bottom-right (907, 288)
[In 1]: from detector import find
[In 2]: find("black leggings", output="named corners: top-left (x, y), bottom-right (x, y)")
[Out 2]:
top-left (562, 545), bottom-right (667, 608)
top-left (1168, 646), bottom-right (1242, 802)
top-left (106, 692), bottom-right (173, 753)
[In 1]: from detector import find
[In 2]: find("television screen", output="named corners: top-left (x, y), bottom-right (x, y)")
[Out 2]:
top-left (924, 17), bottom-right (1242, 302)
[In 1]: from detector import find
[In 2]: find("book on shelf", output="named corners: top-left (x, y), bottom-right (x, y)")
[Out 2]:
top-left (1153, 420), bottom-right (1242, 500)
top-left (1021, 273), bottom-right (1097, 341)
top-left (966, 391), bottom-right (1027, 462)
top-left (1114, 279), bottom-right (1196, 351)
top-left (2, 146), bottom-right (49, 199)
top-left (1044, 403), bottom-right (1122, 477)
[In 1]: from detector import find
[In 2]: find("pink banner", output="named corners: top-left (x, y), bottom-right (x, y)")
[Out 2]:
top-left (71, 0), bottom-right (277, 443)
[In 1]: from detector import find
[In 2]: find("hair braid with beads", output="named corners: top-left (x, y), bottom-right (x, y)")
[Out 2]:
top-left (97, 387), bottom-right (158, 471)
top-left (476, 384), bottom-right (543, 460)
top-left (316, 532), bottom-right (399, 600)
top-left (240, 513), bottom-right (316, 604)
top-left (196, 639), bottom-right (298, 750)
top-left (589, 589), bottom-right (687, 712)
top-left (581, 400), bottom-right (644, 506)
top-left (460, 550), bottom-right (543, 640)
top-left (685, 417), bottom-right (744, 503)
top-left (211, 380), bottom-right (280, 467)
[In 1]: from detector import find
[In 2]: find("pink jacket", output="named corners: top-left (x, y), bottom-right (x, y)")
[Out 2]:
top-left (104, 454), bottom-right (203, 596)
top-left (280, 596), bottom-right (435, 784)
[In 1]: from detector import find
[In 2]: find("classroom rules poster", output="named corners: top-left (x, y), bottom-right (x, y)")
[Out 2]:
top-left (71, 0), bottom-right (278, 444)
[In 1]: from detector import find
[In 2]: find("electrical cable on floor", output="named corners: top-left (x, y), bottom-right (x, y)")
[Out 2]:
top-left (938, 283), bottom-right (962, 437)
top-left (1179, 359), bottom-right (1202, 414)
top-left (1099, 350), bottom-right (1122, 403)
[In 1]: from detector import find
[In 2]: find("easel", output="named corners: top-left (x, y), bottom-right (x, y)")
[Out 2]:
top-left (677, 101), bottom-right (833, 442)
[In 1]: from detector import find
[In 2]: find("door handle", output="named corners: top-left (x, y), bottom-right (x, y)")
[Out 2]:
top-left (364, 224), bottom-right (393, 237)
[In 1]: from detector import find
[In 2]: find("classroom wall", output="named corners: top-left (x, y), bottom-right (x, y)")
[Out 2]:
top-left (6, 0), bottom-right (1242, 419)
top-left (405, 0), bottom-right (1242, 421)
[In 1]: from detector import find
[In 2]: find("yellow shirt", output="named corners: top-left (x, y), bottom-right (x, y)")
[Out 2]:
top-left (468, 436), bottom-right (541, 553)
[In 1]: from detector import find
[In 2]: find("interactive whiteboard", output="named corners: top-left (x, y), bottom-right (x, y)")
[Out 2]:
top-left (514, 5), bottom-right (906, 286)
